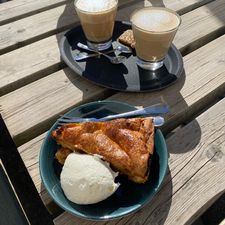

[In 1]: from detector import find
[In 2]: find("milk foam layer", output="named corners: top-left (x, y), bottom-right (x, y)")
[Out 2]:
top-left (76, 0), bottom-right (117, 12)
top-left (131, 8), bottom-right (180, 32)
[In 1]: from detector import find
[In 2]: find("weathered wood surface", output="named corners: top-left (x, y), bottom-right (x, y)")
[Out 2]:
top-left (18, 132), bottom-right (59, 206)
top-left (0, 2), bottom-right (76, 55)
top-left (0, 0), bottom-right (220, 55)
top-left (17, 33), bottom-right (225, 209)
top-left (0, 0), bottom-right (71, 26)
top-left (0, 68), bottom-right (114, 145)
top-left (144, 0), bottom-right (214, 14)
top-left (0, 0), bottom-right (224, 96)
top-left (0, 0), bottom-right (212, 26)
top-left (0, 33), bottom-right (65, 96)
top-left (53, 86), bottom-right (225, 225)
top-left (2, 30), bottom-right (225, 146)
top-left (175, 0), bottom-right (225, 54)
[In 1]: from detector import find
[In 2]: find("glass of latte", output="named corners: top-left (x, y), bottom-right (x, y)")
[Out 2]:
top-left (75, 0), bottom-right (118, 51)
top-left (131, 7), bottom-right (181, 70)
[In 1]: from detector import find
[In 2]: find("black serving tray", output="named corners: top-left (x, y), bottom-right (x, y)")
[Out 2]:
top-left (60, 21), bottom-right (184, 92)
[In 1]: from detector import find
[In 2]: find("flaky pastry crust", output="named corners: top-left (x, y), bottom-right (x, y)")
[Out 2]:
top-left (52, 117), bottom-right (154, 183)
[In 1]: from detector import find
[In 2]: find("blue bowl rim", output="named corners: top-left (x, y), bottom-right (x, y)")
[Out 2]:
top-left (39, 100), bottom-right (168, 221)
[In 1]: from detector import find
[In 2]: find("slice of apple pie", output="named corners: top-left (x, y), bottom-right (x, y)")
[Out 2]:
top-left (52, 117), bottom-right (154, 183)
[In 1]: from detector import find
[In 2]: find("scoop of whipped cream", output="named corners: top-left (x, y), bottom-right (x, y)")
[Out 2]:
top-left (60, 152), bottom-right (119, 204)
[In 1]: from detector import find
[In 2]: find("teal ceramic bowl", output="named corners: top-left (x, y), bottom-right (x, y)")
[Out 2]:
top-left (39, 100), bottom-right (168, 221)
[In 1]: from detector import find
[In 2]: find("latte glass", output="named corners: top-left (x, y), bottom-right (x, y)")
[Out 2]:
top-left (131, 7), bottom-right (181, 70)
top-left (75, 0), bottom-right (118, 51)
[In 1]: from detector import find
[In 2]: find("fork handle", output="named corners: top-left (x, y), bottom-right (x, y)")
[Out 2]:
top-left (58, 116), bottom-right (165, 127)
top-left (99, 104), bottom-right (169, 121)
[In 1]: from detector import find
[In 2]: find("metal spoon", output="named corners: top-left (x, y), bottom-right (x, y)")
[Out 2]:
top-left (77, 42), bottom-right (126, 64)
top-left (78, 42), bottom-right (131, 54)
top-left (74, 46), bottom-right (131, 61)
top-left (74, 48), bottom-right (126, 61)
top-left (114, 44), bottom-right (132, 53)
top-left (74, 52), bottom-right (101, 61)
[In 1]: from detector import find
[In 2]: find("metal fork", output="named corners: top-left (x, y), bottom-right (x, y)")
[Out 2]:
top-left (57, 104), bottom-right (169, 126)
top-left (57, 116), bottom-right (165, 127)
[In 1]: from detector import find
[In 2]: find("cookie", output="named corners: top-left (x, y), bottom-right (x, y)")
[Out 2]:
top-left (118, 29), bottom-right (135, 48)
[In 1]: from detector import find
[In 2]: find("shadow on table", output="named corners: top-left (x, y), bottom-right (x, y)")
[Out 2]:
top-left (164, 71), bottom-right (202, 154)
top-left (117, 168), bottom-right (173, 225)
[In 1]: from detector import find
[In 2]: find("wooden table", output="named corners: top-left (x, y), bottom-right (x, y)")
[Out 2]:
top-left (1, 0), bottom-right (225, 224)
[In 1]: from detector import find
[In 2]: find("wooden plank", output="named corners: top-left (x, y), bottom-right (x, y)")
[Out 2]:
top-left (0, 0), bottom-right (224, 96)
top-left (175, 0), bottom-right (225, 54)
top-left (0, 67), bottom-right (115, 146)
top-left (0, 33), bottom-right (64, 96)
top-left (0, 0), bottom-right (218, 55)
top-left (0, 2), bottom-right (76, 55)
top-left (54, 89), bottom-right (225, 225)
top-left (18, 133), bottom-right (52, 206)
top-left (144, 0), bottom-right (214, 15)
top-left (0, 0), bottom-right (212, 27)
top-left (0, 0), bottom-right (71, 26)
top-left (18, 133), bottom-right (46, 169)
